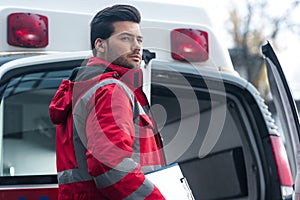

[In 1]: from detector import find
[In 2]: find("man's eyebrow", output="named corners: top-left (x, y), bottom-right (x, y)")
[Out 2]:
top-left (118, 32), bottom-right (143, 39)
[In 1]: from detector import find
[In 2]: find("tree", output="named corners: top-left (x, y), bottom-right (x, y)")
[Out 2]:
top-left (227, 0), bottom-right (300, 99)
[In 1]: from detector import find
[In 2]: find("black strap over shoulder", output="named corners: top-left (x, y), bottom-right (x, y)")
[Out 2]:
top-left (68, 67), bottom-right (81, 81)
top-left (68, 65), bottom-right (113, 82)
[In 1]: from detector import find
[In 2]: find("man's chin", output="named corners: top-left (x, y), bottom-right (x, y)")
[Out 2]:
top-left (131, 64), bottom-right (140, 70)
top-left (118, 63), bottom-right (140, 70)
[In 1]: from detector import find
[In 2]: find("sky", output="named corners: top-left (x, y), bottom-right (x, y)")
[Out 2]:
top-left (150, 0), bottom-right (300, 99)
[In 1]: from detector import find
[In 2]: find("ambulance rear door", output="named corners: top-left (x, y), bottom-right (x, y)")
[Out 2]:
top-left (262, 42), bottom-right (300, 199)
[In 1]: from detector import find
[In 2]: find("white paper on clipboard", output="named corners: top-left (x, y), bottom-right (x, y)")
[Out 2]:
top-left (145, 163), bottom-right (195, 200)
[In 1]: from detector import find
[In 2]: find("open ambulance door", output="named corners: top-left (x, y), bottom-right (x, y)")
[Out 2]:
top-left (262, 42), bottom-right (300, 199)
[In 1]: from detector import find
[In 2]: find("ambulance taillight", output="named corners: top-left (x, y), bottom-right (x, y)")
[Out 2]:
top-left (7, 13), bottom-right (48, 48)
top-left (171, 28), bottom-right (209, 62)
top-left (269, 135), bottom-right (294, 197)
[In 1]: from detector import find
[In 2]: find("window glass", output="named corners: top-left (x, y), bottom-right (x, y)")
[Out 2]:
top-left (0, 69), bottom-right (72, 176)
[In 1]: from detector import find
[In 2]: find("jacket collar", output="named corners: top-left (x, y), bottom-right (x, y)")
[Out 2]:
top-left (86, 57), bottom-right (143, 90)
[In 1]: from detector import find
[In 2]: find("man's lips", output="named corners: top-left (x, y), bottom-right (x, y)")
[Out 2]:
top-left (130, 54), bottom-right (142, 61)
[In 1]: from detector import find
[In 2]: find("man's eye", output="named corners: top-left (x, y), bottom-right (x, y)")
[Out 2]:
top-left (138, 39), bottom-right (143, 43)
top-left (121, 37), bottom-right (131, 41)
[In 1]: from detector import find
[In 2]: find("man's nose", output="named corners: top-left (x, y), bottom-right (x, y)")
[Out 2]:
top-left (132, 39), bottom-right (142, 52)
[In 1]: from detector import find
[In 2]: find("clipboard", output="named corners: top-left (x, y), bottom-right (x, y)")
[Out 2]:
top-left (145, 163), bottom-right (195, 200)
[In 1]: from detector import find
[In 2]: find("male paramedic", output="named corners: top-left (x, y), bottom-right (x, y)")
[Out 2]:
top-left (49, 4), bottom-right (166, 200)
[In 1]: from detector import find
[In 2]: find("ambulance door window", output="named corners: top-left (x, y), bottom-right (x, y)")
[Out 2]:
top-left (0, 69), bottom-right (72, 176)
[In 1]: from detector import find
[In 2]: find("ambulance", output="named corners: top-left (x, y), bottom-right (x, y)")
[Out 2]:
top-left (0, 0), bottom-right (299, 199)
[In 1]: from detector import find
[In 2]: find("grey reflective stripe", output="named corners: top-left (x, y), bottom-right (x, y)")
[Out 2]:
top-left (94, 157), bottom-right (138, 188)
top-left (58, 168), bottom-right (93, 184)
top-left (123, 178), bottom-right (155, 200)
top-left (95, 78), bottom-right (135, 106)
top-left (132, 105), bottom-right (149, 164)
top-left (141, 165), bottom-right (161, 173)
top-left (132, 116), bottom-right (141, 164)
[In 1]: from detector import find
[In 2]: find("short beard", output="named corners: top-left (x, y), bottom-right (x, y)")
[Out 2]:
top-left (112, 56), bottom-right (138, 69)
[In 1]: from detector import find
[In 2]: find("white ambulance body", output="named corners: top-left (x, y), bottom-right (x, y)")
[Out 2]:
top-left (0, 1), bottom-right (299, 200)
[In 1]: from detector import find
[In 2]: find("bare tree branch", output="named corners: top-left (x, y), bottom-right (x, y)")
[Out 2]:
top-left (227, 0), bottom-right (300, 97)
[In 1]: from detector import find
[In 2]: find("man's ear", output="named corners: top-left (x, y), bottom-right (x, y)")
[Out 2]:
top-left (95, 38), bottom-right (106, 53)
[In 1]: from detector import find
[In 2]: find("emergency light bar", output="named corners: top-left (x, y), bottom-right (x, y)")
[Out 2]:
top-left (7, 12), bottom-right (48, 48)
top-left (171, 28), bottom-right (209, 62)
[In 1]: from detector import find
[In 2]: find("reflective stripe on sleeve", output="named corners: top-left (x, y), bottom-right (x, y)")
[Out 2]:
top-left (57, 168), bottom-right (93, 185)
top-left (94, 157), bottom-right (138, 188)
top-left (123, 178), bottom-right (155, 200)
top-left (141, 165), bottom-right (161, 173)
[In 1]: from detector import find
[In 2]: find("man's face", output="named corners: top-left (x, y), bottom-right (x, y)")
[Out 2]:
top-left (102, 21), bottom-right (143, 70)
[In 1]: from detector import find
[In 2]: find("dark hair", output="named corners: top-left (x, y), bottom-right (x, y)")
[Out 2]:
top-left (90, 4), bottom-right (141, 55)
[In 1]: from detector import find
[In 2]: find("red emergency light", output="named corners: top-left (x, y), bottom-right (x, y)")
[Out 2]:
top-left (269, 135), bottom-right (293, 187)
top-left (171, 28), bottom-right (209, 62)
top-left (7, 12), bottom-right (48, 48)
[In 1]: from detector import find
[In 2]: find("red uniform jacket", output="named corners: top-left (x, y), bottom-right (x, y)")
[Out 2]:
top-left (49, 57), bottom-right (165, 200)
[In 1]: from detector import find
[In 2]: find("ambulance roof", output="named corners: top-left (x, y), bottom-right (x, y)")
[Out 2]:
top-left (0, 0), bottom-right (235, 71)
